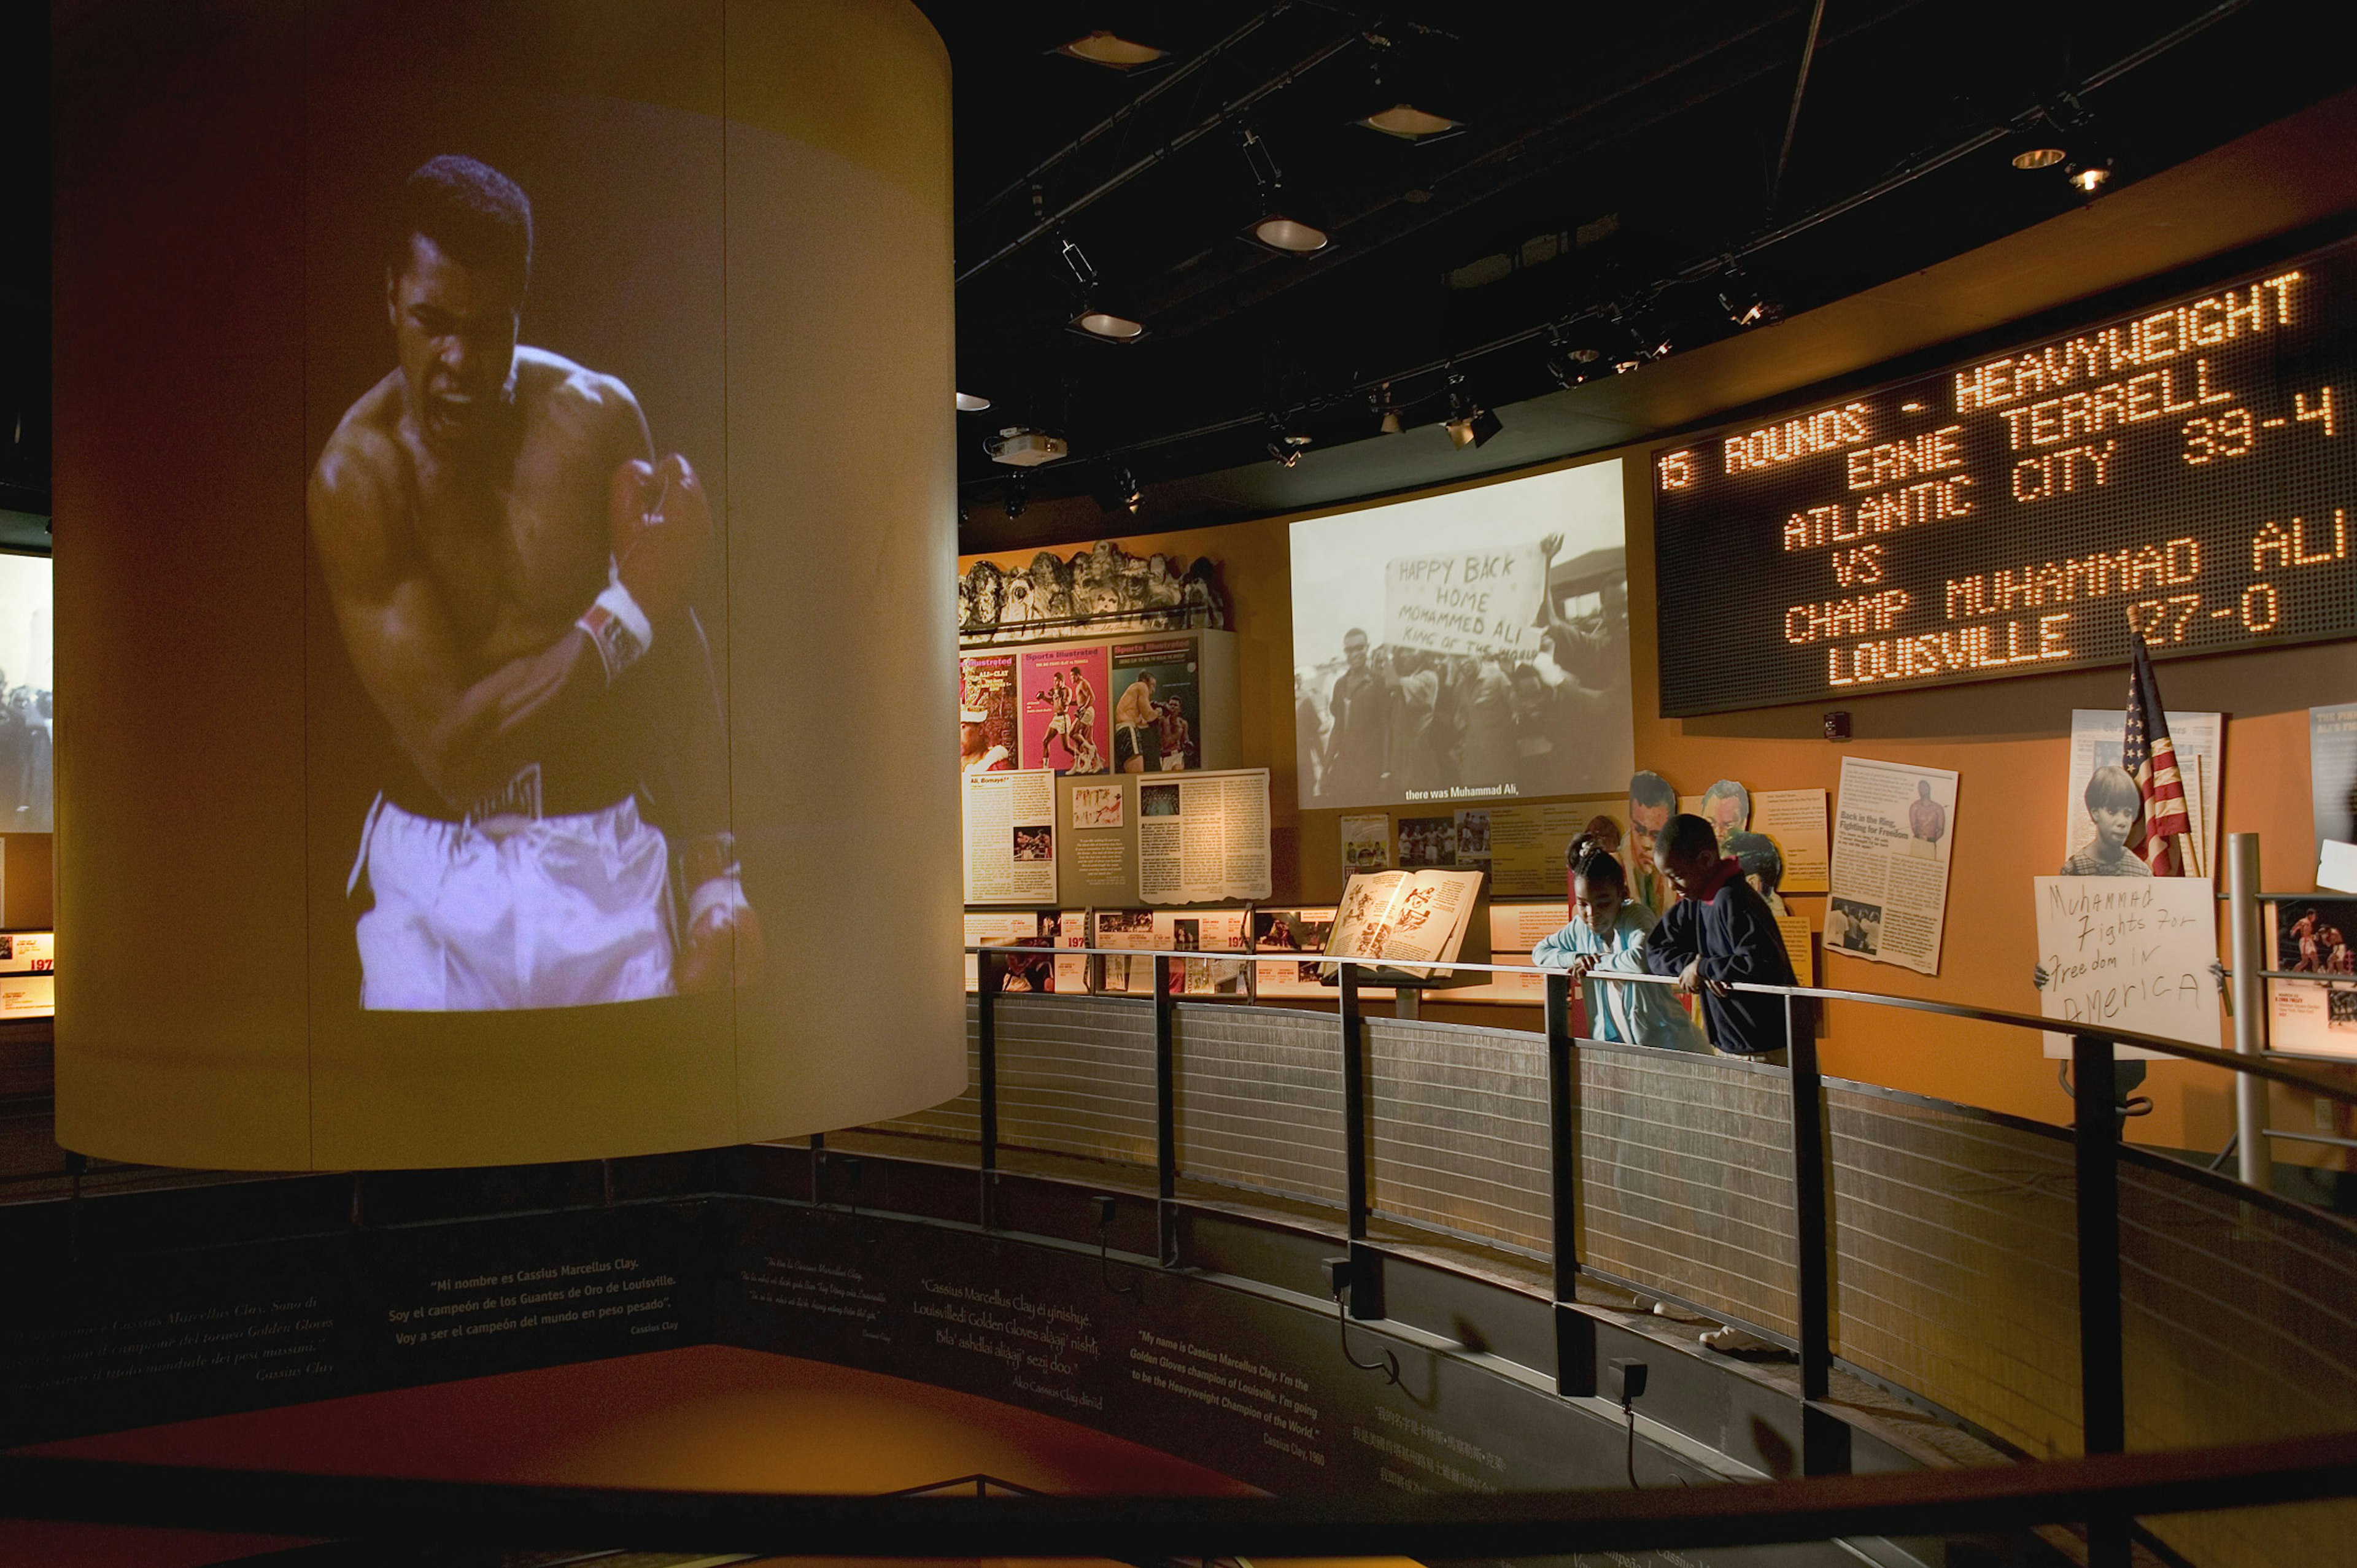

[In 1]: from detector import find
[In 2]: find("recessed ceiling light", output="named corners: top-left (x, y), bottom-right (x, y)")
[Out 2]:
top-left (1056, 31), bottom-right (1165, 69)
top-left (2011, 146), bottom-right (2067, 170)
top-left (956, 391), bottom-right (991, 412)
top-left (1355, 104), bottom-right (1462, 142)
top-left (1247, 215), bottom-right (1331, 255)
top-left (1069, 309), bottom-right (1146, 342)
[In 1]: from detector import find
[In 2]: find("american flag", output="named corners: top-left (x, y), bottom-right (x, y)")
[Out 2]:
top-left (2123, 632), bottom-right (2194, 876)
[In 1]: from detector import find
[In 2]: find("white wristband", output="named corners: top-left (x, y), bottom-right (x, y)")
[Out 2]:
top-left (688, 875), bottom-right (751, 931)
top-left (577, 575), bottom-right (654, 683)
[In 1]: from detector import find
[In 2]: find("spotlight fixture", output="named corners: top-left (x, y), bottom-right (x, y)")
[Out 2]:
top-left (1096, 465), bottom-right (1142, 515)
top-left (1717, 268), bottom-right (1781, 329)
top-left (1061, 238), bottom-right (1147, 342)
top-left (1448, 406), bottom-right (1502, 448)
top-left (1442, 376), bottom-right (1500, 449)
top-left (1054, 31), bottom-right (1165, 70)
top-left (1372, 385), bottom-right (1404, 435)
top-left (2065, 155), bottom-right (2113, 194)
top-left (985, 426), bottom-right (1069, 467)
top-left (1239, 126), bottom-right (1331, 256)
top-left (1265, 415), bottom-right (1312, 468)
top-left (1543, 330), bottom-right (1601, 388)
top-left (955, 391), bottom-right (992, 412)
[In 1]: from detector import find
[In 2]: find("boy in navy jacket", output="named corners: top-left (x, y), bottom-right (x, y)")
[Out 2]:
top-left (1644, 814), bottom-right (1799, 1058)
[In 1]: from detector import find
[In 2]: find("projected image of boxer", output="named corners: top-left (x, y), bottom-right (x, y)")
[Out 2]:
top-left (310, 155), bottom-right (760, 1011)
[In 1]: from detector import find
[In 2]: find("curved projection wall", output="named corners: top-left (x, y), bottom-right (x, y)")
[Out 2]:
top-left (52, 0), bottom-right (965, 1168)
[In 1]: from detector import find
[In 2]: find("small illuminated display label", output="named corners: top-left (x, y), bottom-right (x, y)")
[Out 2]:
top-left (1652, 237), bottom-right (2357, 715)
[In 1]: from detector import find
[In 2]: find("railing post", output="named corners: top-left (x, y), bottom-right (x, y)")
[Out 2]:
top-left (1545, 970), bottom-right (1595, 1399)
top-left (1787, 994), bottom-right (1833, 1408)
top-left (1339, 962), bottom-right (1379, 1321)
top-left (1153, 954), bottom-right (1178, 1265)
top-left (2226, 832), bottom-right (2271, 1192)
top-left (1543, 971), bottom-right (1581, 1294)
top-left (1339, 963), bottom-right (1368, 1244)
top-left (977, 949), bottom-right (1001, 1229)
top-left (2073, 1030), bottom-right (2130, 1568)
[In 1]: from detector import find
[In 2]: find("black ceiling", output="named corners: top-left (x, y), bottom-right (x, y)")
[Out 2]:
top-left (12, 2), bottom-right (2354, 553)
top-left (923, 0), bottom-right (2357, 543)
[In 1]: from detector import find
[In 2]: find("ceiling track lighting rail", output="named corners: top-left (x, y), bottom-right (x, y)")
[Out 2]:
top-left (1768, 0), bottom-right (1830, 208)
top-left (977, 5), bottom-right (1292, 217)
top-left (954, 29), bottom-right (1364, 285)
top-left (961, 0), bottom-right (2266, 493)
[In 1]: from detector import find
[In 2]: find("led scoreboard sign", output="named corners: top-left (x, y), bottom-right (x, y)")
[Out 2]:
top-left (1652, 236), bottom-right (2357, 716)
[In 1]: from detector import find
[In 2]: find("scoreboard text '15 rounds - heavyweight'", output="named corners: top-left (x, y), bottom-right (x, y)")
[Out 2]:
top-left (1651, 234), bottom-right (2357, 716)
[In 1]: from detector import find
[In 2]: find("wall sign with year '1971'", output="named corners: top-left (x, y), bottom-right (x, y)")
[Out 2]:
top-left (1652, 234), bottom-right (2357, 716)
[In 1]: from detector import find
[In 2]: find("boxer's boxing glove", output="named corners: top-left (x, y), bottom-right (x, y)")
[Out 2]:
top-left (677, 831), bottom-right (764, 993)
top-left (578, 454), bottom-right (712, 682)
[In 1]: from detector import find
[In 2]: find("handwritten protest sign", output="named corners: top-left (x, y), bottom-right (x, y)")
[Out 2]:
top-left (2034, 876), bottom-right (2220, 1060)
top-left (1383, 545), bottom-right (1546, 658)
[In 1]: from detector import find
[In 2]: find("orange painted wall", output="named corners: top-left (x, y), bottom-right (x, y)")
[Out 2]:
top-left (962, 449), bottom-right (2357, 1162)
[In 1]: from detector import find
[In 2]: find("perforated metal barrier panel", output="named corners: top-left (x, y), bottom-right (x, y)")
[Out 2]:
top-left (1364, 1018), bottom-right (1552, 1255)
top-left (1173, 1003), bottom-right (1349, 1208)
top-left (1653, 234), bottom-right (2357, 715)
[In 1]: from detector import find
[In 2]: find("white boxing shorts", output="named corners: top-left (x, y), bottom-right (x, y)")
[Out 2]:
top-left (351, 795), bottom-right (675, 1011)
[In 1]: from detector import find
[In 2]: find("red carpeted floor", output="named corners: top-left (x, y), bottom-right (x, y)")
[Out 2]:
top-left (5, 1343), bottom-right (1304, 1567)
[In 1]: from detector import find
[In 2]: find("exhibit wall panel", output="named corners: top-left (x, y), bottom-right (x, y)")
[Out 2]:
top-left (718, 0), bottom-right (966, 1142)
top-left (53, 2), bottom-right (315, 1171)
top-left (55, 0), bottom-right (962, 1170)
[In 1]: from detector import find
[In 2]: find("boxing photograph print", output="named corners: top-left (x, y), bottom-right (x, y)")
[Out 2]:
top-left (303, 25), bottom-right (750, 1016)
top-left (55, 0), bottom-right (964, 1170)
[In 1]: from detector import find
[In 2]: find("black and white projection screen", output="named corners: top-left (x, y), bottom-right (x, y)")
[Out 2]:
top-left (1290, 459), bottom-right (1633, 811)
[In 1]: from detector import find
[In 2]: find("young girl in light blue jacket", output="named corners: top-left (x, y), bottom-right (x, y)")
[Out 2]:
top-left (1532, 844), bottom-right (1709, 1052)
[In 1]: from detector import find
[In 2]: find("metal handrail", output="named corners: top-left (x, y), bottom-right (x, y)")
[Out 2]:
top-left (964, 911), bottom-right (2347, 1568)
top-left (4, 1430), bottom-right (2354, 1558)
top-left (975, 942), bottom-right (2357, 1103)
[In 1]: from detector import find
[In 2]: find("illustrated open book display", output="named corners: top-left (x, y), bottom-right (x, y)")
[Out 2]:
top-left (1320, 868), bottom-right (1488, 985)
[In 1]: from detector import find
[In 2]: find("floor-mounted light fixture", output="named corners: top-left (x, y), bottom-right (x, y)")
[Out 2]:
top-left (1324, 1256), bottom-right (1400, 1384)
